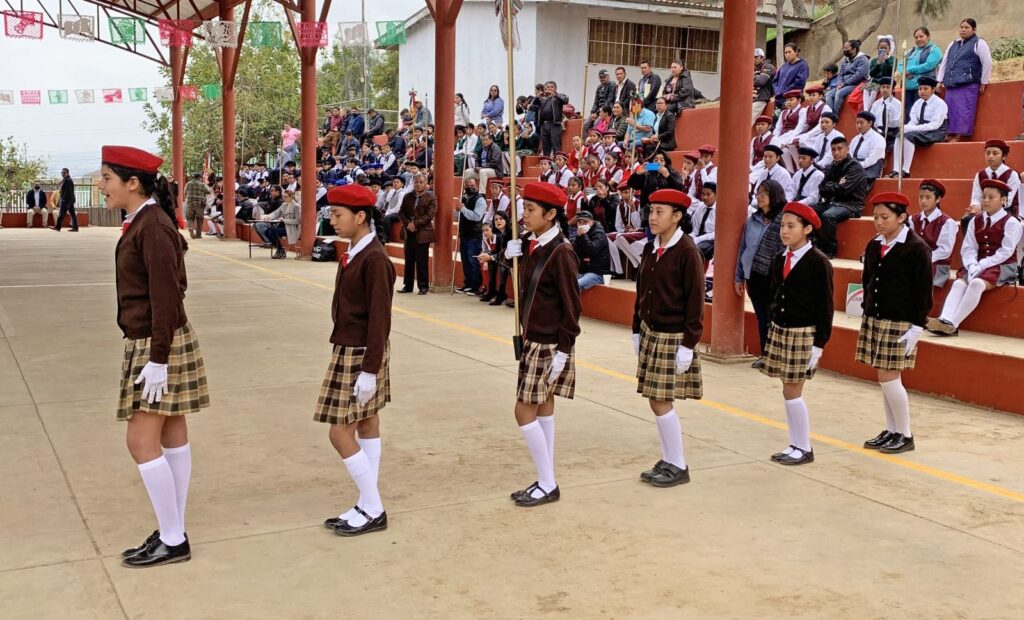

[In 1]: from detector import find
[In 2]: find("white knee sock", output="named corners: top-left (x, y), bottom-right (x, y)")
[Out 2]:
top-left (342, 450), bottom-right (384, 527)
top-left (784, 398), bottom-right (812, 452)
top-left (782, 403), bottom-right (799, 456)
top-left (655, 409), bottom-right (687, 469)
top-left (520, 420), bottom-right (556, 497)
top-left (939, 279), bottom-right (967, 322)
top-left (162, 444), bottom-right (192, 530)
top-left (880, 379), bottom-right (912, 437)
top-left (138, 456), bottom-right (185, 546)
top-left (537, 416), bottom-right (555, 469)
top-left (340, 437), bottom-right (382, 522)
top-left (882, 391), bottom-right (896, 433)
top-left (949, 279), bottom-right (987, 328)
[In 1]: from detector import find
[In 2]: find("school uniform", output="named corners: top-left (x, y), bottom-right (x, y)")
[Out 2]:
top-left (895, 95), bottom-right (949, 175)
top-left (771, 106), bottom-right (808, 151)
top-left (687, 201), bottom-right (716, 260)
top-left (849, 129), bottom-right (887, 181)
top-left (554, 165), bottom-right (573, 189)
top-left (314, 233), bottom-right (396, 425)
top-left (116, 200), bottom-right (210, 421)
top-left (750, 164), bottom-right (794, 206)
top-left (695, 163), bottom-right (717, 198)
top-left (855, 226), bottom-right (933, 370)
top-left (790, 165), bottom-right (824, 207)
top-left (869, 95), bottom-right (902, 150)
top-left (749, 131), bottom-right (774, 185)
top-left (911, 208), bottom-right (958, 286)
top-left (761, 242), bottom-right (834, 383)
top-left (800, 129), bottom-right (845, 169)
top-left (606, 198), bottom-right (643, 275)
top-left (958, 210), bottom-right (1022, 285)
top-left (971, 165), bottom-right (1021, 215)
top-left (516, 225), bottom-right (582, 405)
top-left (633, 228), bottom-right (705, 401)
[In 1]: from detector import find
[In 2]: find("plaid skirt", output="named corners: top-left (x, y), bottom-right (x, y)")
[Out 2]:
top-left (760, 323), bottom-right (818, 383)
top-left (516, 340), bottom-right (575, 405)
top-left (855, 316), bottom-right (917, 371)
top-left (313, 344), bottom-right (391, 425)
top-left (636, 322), bottom-right (703, 401)
top-left (117, 323), bottom-right (210, 421)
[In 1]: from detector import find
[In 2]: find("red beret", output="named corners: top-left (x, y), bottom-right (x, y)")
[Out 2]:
top-left (649, 189), bottom-right (692, 210)
top-left (784, 89), bottom-right (804, 99)
top-left (782, 201), bottom-right (821, 230)
top-left (554, 151), bottom-right (568, 160)
top-left (327, 183), bottom-right (377, 209)
top-left (981, 179), bottom-right (1011, 194)
top-left (984, 139), bottom-right (1010, 155)
top-left (602, 130), bottom-right (617, 137)
top-left (918, 179), bottom-right (946, 197)
top-left (754, 115), bottom-right (772, 125)
top-left (805, 85), bottom-right (824, 94)
top-left (101, 145), bottom-right (163, 174)
top-left (539, 156), bottom-right (553, 163)
top-left (871, 192), bottom-right (911, 208)
top-left (682, 151), bottom-right (701, 162)
top-left (588, 129), bottom-right (601, 136)
top-left (522, 182), bottom-right (567, 209)
top-left (698, 144), bottom-right (717, 154)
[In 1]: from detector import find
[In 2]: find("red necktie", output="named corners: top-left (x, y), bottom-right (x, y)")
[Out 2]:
top-left (121, 221), bottom-right (130, 235)
top-left (529, 239), bottom-right (539, 254)
top-left (881, 244), bottom-right (890, 257)
top-left (656, 247), bottom-right (665, 259)
top-left (783, 251), bottom-right (795, 278)
top-left (341, 252), bottom-right (350, 268)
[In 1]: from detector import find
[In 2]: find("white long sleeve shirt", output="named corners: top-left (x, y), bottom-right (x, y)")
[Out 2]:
top-left (751, 164), bottom-right (794, 206)
top-left (970, 164), bottom-right (1021, 207)
top-left (961, 209), bottom-right (1023, 272)
top-left (772, 107), bottom-right (808, 145)
top-left (790, 166), bottom-right (824, 206)
top-left (849, 129), bottom-right (887, 171)
top-left (688, 201), bottom-right (716, 245)
top-left (869, 95), bottom-right (902, 135)
top-left (937, 38), bottom-right (993, 85)
top-left (912, 209), bottom-right (959, 264)
top-left (905, 95), bottom-right (949, 134)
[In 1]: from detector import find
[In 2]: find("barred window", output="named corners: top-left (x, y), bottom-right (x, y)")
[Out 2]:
top-left (587, 18), bottom-right (720, 73)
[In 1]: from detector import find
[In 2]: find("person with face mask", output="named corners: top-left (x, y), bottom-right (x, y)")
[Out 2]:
top-left (24, 181), bottom-right (51, 228)
top-left (828, 39), bottom-right (869, 117)
top-left (456, 178), bottom-right (487, 295)
top-left (572, 211), bottom-right (611, 291)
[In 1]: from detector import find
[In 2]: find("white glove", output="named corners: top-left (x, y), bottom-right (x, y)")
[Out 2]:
top-left (632, 333), bottom-right (641, 356)
top-left (896, 325), bottom-right (923, 357)
top-left (547, 351), bottom-right (568, 382)
top-left (806, 346), bottom-right (823, 371)
top-left (352, 372), bottom-right (377, 406)
top-left (967, 264), bottom-right (980, 280)
top-left (134, 361), bottom-right (168, 404)
top-left (505, 239), bottom-right (523, 260)
top-left (674, 346), bottom-right (693, 374)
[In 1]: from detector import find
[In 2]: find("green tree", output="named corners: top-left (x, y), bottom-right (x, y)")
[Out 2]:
top-left (318, 43), bottom-right (398, 123)
top-left (0, 136), bottom-right (47, 197)
top-left (915, 0), bottom-right (952, 26)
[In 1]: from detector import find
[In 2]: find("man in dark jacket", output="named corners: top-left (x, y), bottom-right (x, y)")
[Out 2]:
top-left (52, 168), bottom-right (79, 232)
top-left (365, 109), bottom-right (385, 140)
top-left (573, 211), bottom-right (611, 290)
top-left (646, 97), bottom-right (677, 155)
top-left (752, 48), bottom-right (776, 121)
top-left (638, 60), bottom-right (662, 111)
top-left (585, 69), bottom-right (616, 134)
top-left (814, 137), bottom-right (868, 258)
top-left (613, 66), bottom-right (637, 108)
top-left (398, 173), bottom-right (437, 294)
top-left (24, 181), bottom-right (50, 228)
top-left (347, 107), bottom-right (366, 142)
top-left (457, 177), bottom-right (487, 295)
top-left (531, 81), bottom-right (570, 156)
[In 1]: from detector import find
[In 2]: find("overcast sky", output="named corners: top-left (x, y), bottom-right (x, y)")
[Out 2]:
top-left (0, 0), bottom-right (421, 176)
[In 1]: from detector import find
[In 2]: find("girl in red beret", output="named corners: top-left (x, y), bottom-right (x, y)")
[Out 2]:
top-left (911, 180), bottom-right (958, 288)
top-left (760, 202), bottom-right (833, 466)
top-left (316, 184), bottom-right (396, 537)
top-left (99, 145), bottom-right (210, 568)
top-left (966, 141), bottom-right (1019, 222)
top-left (929, 179), bottom-right (1023, 336)
top-left (857, 193), bottom-right (933, 454)
top-left (503, 182), bottom-right (581, 507)
top-left (632, 188), bottom-right (705, 487)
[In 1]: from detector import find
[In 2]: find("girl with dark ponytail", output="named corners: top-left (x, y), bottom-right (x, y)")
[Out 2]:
top-left (99, 146), bottom-right (210, 568)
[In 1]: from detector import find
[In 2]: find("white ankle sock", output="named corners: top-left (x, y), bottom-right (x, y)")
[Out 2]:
top-left (520, 420), bottom-right (556, 498)
top-left (655, 410), bottom-right (686, 469)
top-left (949, 279), bottom-right (986, 328)
top-left (784, 398), bottom-right (812, 452)
top-left (880, 379), bottom-right (912, 437)
top-left (537, 416), bottom-right (555, 468)
top-left (162, 444), bottom-right (192, 530)
top-left (342, 450), bottom-right (383, 527)
top-left (340, 437), bottom-right (383, 522)
top-left (138, 456), bottom-right (185, 546)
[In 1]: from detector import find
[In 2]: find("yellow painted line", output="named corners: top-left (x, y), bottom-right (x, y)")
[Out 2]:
top-left (192, 246), bottom-right (1024, 503)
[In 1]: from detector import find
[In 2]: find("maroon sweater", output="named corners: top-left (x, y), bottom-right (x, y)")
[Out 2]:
top-left (330, 237), bottom-right (396, 373)
top-left (518, 232), bottom-right (582, 353)
top-left (632, 234), bottom-right (705, 349)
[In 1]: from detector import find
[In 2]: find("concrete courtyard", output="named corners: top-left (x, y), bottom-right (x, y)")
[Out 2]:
top-left (1, 227), bottom-right (1022, 619)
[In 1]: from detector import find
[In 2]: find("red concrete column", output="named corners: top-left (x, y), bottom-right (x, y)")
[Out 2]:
top-left (220, 3), bottom-right (237, 239)
top-left (298, 0), bottom-right (318, 257)
top-left (170, 45), bottom-right (185, 219)
top-left (709, 0), bottom-right (757, 358)
top-left (430, 0), bottom-right (458, 289)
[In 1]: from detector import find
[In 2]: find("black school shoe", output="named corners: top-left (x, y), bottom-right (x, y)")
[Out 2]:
top-left (863, 430), bottom-right (894, 450)
top-left (879, 433), bottom-right (915, 454)
top-left (649, 463), bottom-right (690, 487)
top-left (751, 357), bottom-right (765, 369)
top-left (122, 530), bottom-right (160, 558)
top-left (512, 482), bottom-right (560, 507)
top-left (771, 446), bottom-right (798, 462)
top-left (777, 447), bottom-right (814, 466)
top-left (640, 460), bottom-right (668, 482)
top-left (323, 516), bottom-right (344, 529)
top-left (332, 507), bottom-right (388, 537)
top-left (121, 537), bottom-right (191, 568)
top-left (397, 287), bottom-right (413, 294)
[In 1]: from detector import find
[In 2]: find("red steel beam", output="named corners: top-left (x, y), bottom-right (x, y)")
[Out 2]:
top-left (170, 44), bottom-right (185, 217)
top-left (429, 0), bottom-right (460, 289)
top-left (297, 0), bottom-right (318, 257)
top-left (220, 1), bottom-right (238, 238)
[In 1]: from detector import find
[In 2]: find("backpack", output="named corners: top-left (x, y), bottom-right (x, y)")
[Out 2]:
top-left (311, 240), bottom-right (338, 262)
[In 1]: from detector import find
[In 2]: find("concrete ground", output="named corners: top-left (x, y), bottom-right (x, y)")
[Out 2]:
top-left (1, 227), bottom-right (1023, 620)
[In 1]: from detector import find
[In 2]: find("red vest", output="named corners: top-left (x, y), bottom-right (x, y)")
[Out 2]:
top-left (695, 164), bottom-right (715, 197)
top-left (912, 211), bottom-right (952, 265)
top-left (780, 107), bottom-right (800, 133)
top-left (805, 102), bottom-right (825, 129)
top-left (976, 167), bottom-right (1020, 215)
top-left (751, 133), bottom-right (773, 165)
top-left (972, 213), bottom-right (1016, 266)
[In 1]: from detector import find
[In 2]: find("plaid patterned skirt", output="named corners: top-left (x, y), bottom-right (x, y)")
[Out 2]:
top-left (117, 323), bottom-right (210, 421)
top-left (313, 344), bottom-right (391, 425)
top-left (760, 323), bottom-right (818, 383)
top-left (855, 316), bottom-right (917, 371)
top-left (516, 340), bottom-right (575, 405)
top-left (636, 322), bottom-right (703, 401)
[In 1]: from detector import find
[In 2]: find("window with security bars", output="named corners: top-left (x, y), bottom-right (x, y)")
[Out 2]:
top-left (587, 18), bottom-right (720, 73)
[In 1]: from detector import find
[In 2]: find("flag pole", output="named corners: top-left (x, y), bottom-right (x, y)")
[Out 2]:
top-left (579, 64), bottom-right (589, 139)
top-left (893, 0), bottom-right (905, 193)
top-left (504, 0), bottom-right (523, 361)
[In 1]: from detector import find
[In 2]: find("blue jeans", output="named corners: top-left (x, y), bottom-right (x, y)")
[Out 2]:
top-left (460, 237), bottom-right (483, 291)
top-left (813, 202), bottom-right (860, 257)
top-left (578, 272), bottom-right (605, 291)
top-left (828, 84), bottom-right (857, 116)
top-left (254, 221), bottom-right (286, 249)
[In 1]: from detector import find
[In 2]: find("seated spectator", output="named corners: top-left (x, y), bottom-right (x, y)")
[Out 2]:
top-left (750, 145), bottom-right (794, 206)
top-left (623, 96), bottom-right (656, 153)
top-left (790, 147), bottom-right (825, 206)
top-left (486, 181), bottom-right (510, 223)
top-left (379, 142), bottom-right (398, 176)
top-left (381, 176), bottom-right (409, 242)
top-left (662, 59), bottom-right (698, 115)
top-left (593, 105), bottom-right (614, 135)
top-left (892, 77), bottom-right (947, 178)
top-left (551, 152), bottom-right (573, 188)
top-left (463, 132), bottom-right (505, 192)
top-left (573, 211), bottom-right (611, 290)
top-left (749, 115), bottom-right (775, 186)
top-left (752, 48), bottom-right (776, 122)
top-left (600, 152), bottom-right (624, 189)
top-left (828, 39), bottom-right (869, 116)
top-left (340, 131), bottom-right (359, 155)
top-left (480, 85), bottom-right (504, 126)
top-left (849, 111), bottom-right (887, 183)
top-left (568, 135), bottom-right (586, 171)
top-left (801, 85), bottom-right (832, 140)
top-left (928, 180), bottom-right (1021, 335)
top-left (937, 18), bottom-right (993, 142)
top-left (814, 137), bottom-right (868, 258)
top-left (365, 108), bottom-right (385, 140)
top-left (587, 178), bottom-right (618, 231)
top-left (514, 121), bottom-right (539, 174)
top-left (581, 130), bottom-right (602, 162)
top-left (679, 151), bottom-right (701, 199)
top-left (800, 112), bottom-right (844, 169)
top-left (414, 100), bottom-right (433, 128)
top-left (644, 97), bottom-right (677, 157)
top-left (911, 179), bottom-right (959, 287)
top-left (255, 188), bottom-right (301, 259)
top-left (609, 102), bottom-right (628, 142)
top-left (565, 177), bottom-right (586, 224)
top-left (24, 181), bottom-right (50, 228)
top-left (457, 177), bottom-right (487, 295)
top-left (862, 35), bottom-right (895, 111)
top-left (771, 90), bottom-right (808, 172)
top-left (596, 131), bottom-right (622, 166)
top-left (323, 127), bottom-right (341, 156)
top-left (454, 126), bottom-right (468, 175)
top-left (689, 183), bottom-right (717, 261)
top-left (868, 77), bottom-right (902, 151)
top-left (389, 129), bottom-right (407, 157)
top-left (695, 145), bottom-right (718, 197)
top-left (967, 140), bottom-right (1021, 220)
top-left (580, 154), bottom-right (602, 191)
top-left (585, 69), bottom-right (614, 134)
top-left (607, 185), bottom-right (643, 277)
top-left (477, 212), bottom-right (512, 305)
top-left (821, 64), bottom-right (840, 110)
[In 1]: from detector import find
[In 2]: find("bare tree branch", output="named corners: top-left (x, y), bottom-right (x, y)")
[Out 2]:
top-left (824, 0), bottom-right (889, 66)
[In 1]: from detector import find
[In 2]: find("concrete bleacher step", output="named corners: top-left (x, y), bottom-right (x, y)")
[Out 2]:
top-left (902, 141), bottom-right (1024, 179)
top-left (868, 178), bottom-right (974, 207)
top-left (0, 212), bottom-right (89, 228)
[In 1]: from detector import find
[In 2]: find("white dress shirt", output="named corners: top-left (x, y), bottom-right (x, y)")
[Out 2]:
top-left (850, 129), bottom-right (887, 171)
top-left (689, 202), bottom-right (716, 245)
top-left (532, 222), bottom-right (563, 247)
top-left (790, 166), bottom-right (824, 206)
top-left (869, 96), bottom-right (902, 135)
top-left (781, 240), bottom-right (815, 269)
top-left (970, 164), bottom-right (1021, 207)
top-left (751, 164), bottom-right (794, 205)
top-left (809, 129), bottom-right (845, 168)
top-left (772, 107), bottom-right (808, 146)
top-left (961, 209), bottom-right (1023, 271)
top-left (905, 95), bottom-right (949, 134)
top-left (912, 208), bottom-right (959, 263)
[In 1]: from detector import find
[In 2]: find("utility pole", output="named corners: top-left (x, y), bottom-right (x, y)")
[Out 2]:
top-left (361, 0), bottom-right (368, 107)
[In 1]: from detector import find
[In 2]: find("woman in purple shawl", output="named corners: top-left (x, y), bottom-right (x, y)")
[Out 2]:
top-left (937, 18), bottom-right (993, 142)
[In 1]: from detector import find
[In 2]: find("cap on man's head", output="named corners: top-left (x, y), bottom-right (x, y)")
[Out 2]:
top-left (576, 210), bottom-right (595, 221)
top-left (754, 48), bottom-right (766, 57)
top-left (598, 69), bottom-right (609, 77)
